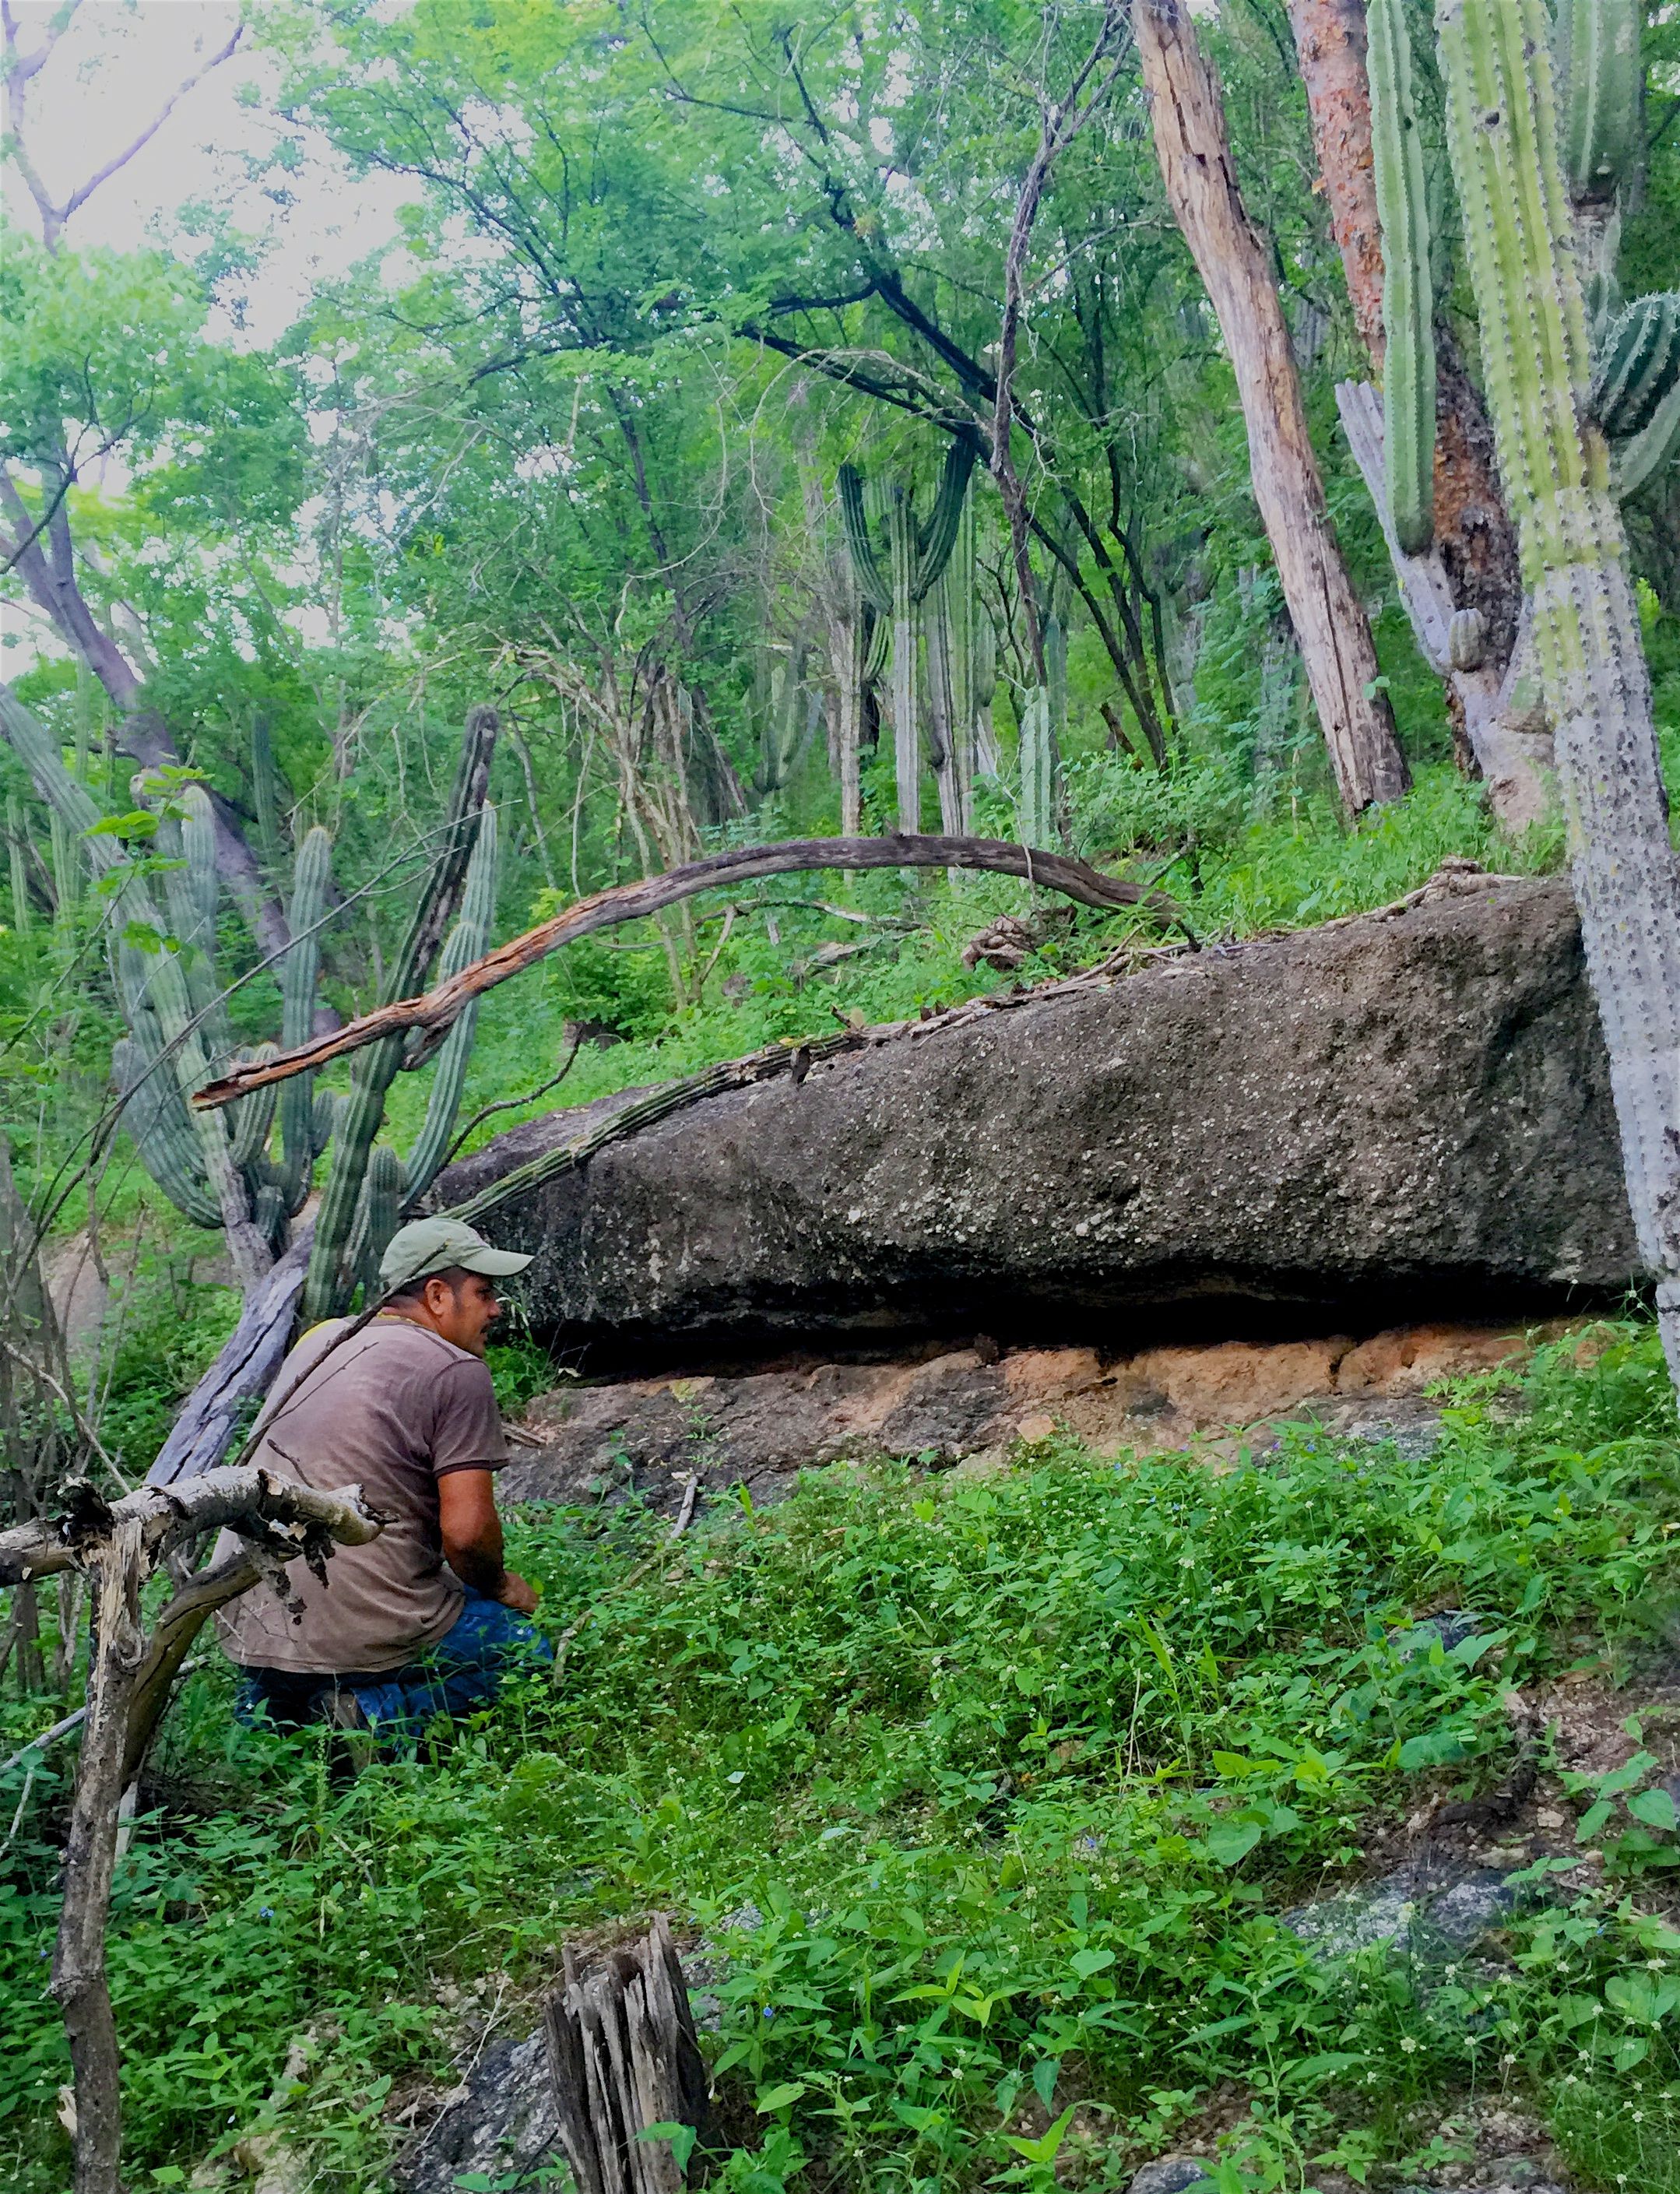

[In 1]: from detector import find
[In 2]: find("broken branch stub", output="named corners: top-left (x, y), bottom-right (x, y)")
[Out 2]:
top-left (191, 835), bottom-right (1188, 1113)
top-left (545, 1917), bottom-right (712, 2194)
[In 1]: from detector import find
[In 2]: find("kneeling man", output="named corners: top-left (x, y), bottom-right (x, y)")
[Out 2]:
top-left (217, 1216), bottom-right (551, 1737)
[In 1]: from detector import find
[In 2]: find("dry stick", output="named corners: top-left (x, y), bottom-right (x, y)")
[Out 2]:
top-left (191, 834), bottom-right (1186, 1111)
top-left (51, 1514), bottom-right (143, 2194)
top-left (437, 1027), bottom-right (584, 1176)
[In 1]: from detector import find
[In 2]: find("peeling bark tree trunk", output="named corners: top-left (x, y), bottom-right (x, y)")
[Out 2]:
top-left (1287, 0), bottom-right (1389, 361)
top-left (1135, 0), bottom-right (1409, 815)
top-left (1287, 0), bottom-right (1547, 828)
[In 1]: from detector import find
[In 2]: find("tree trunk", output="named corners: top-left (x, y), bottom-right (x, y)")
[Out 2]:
top-left (1288, 0), bottom-right (1545, 827)
top-left (1286, 0), bottom-right (1389, 360)
top-left (51, 1517), bottom-right (146, 2194)
top-left (887, 498), bottom-right (921, 833)
top-left (1135, 0), bottom-right (1409, 816)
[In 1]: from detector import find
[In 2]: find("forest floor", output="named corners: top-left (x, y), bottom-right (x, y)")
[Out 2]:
top-left (5, 1319), bottom-right (1680, 2194)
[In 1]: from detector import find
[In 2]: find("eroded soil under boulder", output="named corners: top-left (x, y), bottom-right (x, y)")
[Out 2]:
top-left (504, 1319), bottom-right (1557, 1513)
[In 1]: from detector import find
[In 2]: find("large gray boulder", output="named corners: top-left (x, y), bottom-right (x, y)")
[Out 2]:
top-left (438, 875), bottom-right (1636, 1363)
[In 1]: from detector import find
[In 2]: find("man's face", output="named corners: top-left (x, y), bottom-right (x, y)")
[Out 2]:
top-left (425, 1271), bottom-right (504, 1357)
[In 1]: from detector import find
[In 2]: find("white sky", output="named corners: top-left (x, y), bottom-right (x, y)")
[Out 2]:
top-left (2, 2), bottom-right (424, 670)
top-left (2, 0), bottom-right (419, 340)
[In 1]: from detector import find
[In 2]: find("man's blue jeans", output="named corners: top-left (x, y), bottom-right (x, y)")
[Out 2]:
top-left (236, 1587), bottom-right (553, 1742)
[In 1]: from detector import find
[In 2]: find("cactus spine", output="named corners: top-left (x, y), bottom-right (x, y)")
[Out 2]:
top-left (1369, 0), bottom-right (1436, 555)
top-left (1436, 0), bottom-right (1680, 1385)
top-left (1591, 294), bottom-right (1680, 439)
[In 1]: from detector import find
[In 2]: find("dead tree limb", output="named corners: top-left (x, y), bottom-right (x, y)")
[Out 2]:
top-left (9, 1466), bottom-right (382, 2194)
top-left (191, 834), bottom-right (1186, 1111)
top-left (0, 1464), bottom-right (381, 1586)
top-left (146, 1236), bottom-right (313, 1486)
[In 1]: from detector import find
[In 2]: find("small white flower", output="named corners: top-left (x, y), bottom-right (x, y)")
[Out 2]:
top-left (1400, 2037), bottom-right (1418, 2054)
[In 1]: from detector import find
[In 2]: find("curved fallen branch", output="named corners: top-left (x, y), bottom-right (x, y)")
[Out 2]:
top-left (191, 834), bottom-right (1187, 1111)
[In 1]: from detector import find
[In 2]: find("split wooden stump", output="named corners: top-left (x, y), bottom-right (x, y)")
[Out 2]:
top-left (544, 1917), bottom-right (713, 2194)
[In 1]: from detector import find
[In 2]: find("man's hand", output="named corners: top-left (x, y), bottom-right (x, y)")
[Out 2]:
top-left (497, 1570), bottom-right (539, 1616)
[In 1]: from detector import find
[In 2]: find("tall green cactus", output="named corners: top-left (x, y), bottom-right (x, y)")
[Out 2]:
top-left (304, 705), bottom-right (499, 1320)
top-left (0, 684), bottom-right (350, 1287)
top-left (1434, 0), bottom-right (1680, 1387)
top-left (6, 797), bottom-right (31, 937)
top-left (838, 435), bottom-right (979, 833)
top-left (343, 803), bottom-right (503, 1291)
top-left (1554, 0), bottom-right (1642, 207)
top-left (1369, 0), bottom-right (1436, 555)
top-left (926, 480), bottom-right (983, 836)
top-left (276, 826), bottom-right (334, 1215)
top-left (395, 803), bottom-right (500, 1210)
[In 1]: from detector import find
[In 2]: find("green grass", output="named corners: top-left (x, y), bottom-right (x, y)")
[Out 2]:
top-left (5, 1322), bottom-right (1680, 2192)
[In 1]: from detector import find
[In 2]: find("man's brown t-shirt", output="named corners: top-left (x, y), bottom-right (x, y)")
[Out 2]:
top-left (216, 1315), bottom-right (508, 1675)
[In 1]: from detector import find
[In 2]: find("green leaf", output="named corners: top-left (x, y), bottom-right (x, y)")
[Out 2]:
top-left (1004, 2103), bottom-right (1079, 2165)
top-left (1576, 1799), bottom-right (1615, 1842)
top-left (754, 2083), bottom-right (807, 2114)
top-left (1069, 1947), bottom-right (1115, 1980)
top-left (638, 2121), bottom-right (698, 2171)
top-left (1626, 1787), bottom-right (1678, 1834)
top-left (1206, 1820), bottom-right (1264, 1867)
top-left (1398, 1729), bottom-right (1468, 1771)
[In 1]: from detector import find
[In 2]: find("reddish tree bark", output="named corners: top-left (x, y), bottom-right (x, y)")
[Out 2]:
top-left (1287, 0), bottom-right (1541, 825)
top-left (1134, 0), bottom-right (1408, 814)
top-left (1288, 0), bottom-right (1387, 360)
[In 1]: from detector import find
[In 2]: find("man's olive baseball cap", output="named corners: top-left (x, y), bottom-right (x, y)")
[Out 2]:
top-left (378, 1216), bottom-right (532, 1296)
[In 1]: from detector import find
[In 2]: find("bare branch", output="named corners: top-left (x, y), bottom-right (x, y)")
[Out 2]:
top-left (54, 18), bottom-right (246, 240)
top-left (193, 833), bottom-right (1187, 1111)
top-left (0, 1464), bottom-right (381, 1587)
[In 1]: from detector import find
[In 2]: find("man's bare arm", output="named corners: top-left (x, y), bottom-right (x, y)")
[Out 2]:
top-left (438, 1470), bottom-right (538, 1614)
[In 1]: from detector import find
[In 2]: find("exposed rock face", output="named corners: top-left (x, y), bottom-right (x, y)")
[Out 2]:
top-left (503, 1321), bottom-right (1551, 1512)
top-left (443, 877), bottom-right (1634, 1364)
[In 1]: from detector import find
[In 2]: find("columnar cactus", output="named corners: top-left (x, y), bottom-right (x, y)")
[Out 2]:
top-left (1592, 294), bottom-right (1680, 439)
top-left (926, 480), bottom-right (985, 836)
top-left (304, 705), bottom-right (499, 1320)
top-left (1435, 0), bottom-right (1680, 1385)
top-left (1554, 0), bottom-right (1643, 208)
top-left (1368, 0), bottom-right (1435, 554)
top-left (838, 435), bottom-right (979, 832)
top-left (0, 683), bottom-right (497, 1313)
top-left (353, 800), bottom-right (501, 1271)
top-left (275, 827), bottom-right (335, 1215)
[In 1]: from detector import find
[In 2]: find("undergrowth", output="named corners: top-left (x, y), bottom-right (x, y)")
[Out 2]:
top-left (4, 1322), bottom-right (1680, 2191)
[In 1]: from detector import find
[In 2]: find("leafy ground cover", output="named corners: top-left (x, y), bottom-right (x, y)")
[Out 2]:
top-left (5, 1323), bottom-right (1680, 2192)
